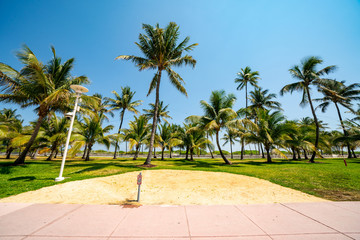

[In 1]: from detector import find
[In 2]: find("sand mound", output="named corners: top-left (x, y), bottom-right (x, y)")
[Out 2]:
top-left (0, 170), bottom-right (327, 205)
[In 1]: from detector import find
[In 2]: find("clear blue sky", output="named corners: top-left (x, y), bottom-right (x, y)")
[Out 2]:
top-left (1, 0), bottom-right (359, 152)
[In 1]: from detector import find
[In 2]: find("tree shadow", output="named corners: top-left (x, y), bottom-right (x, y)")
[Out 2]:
top-left (8, 176), bottom-right (36, 181)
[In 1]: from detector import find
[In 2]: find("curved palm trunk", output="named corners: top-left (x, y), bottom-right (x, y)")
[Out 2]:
top-left (161, 147), bottom-right (165, 160)
top-left (14, 113), bottom-right (46, 165)
top-left (207, 133), bottom-right (214, 159)
top-left (113, 110), bottom-right (125, 159)
top-left (216, 131), bottom-right (232, 164)
top-left (190, 148), bottom-right (194, 161)
top-left (334, 103), bottom-right (353, 158)
top-left (133, 144), bottom-right (140, 160)
top-left (292, 147), bottom-right (297, 160)
top-left (306, 87), bottom-right (319, 163)
top-left (6, 146), bottom-right (14, 159)
top-left (82, 144), bottom-right (88, 159)
top-left (145, 71), bottom-right (161, 165)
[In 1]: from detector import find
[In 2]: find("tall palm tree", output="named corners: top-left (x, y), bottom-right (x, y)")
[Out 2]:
top-left (116, 22), bottom-right (197, 166)
top-left (0, 45), bottom-right (89, 164)
top-left (248, 87), bottom-right (282, 111)
top-left (123, 115), bottom-right (151, 160)
top-left (280, 56), bottom-right (336, 163)
top-left (188, 90), bottom-right (237, 164)
top-left (315, 80), bottom-right (360, 158)
top-left (235, 66), bottom-right (260, 110)
top-left (106, 87), bottom-right (142, 159)
top-left (0, 108), bottom-right (23, 159)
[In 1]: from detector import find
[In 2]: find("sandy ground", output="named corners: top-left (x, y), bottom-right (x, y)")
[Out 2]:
top-left (0, 170), bottom-right (327, 205)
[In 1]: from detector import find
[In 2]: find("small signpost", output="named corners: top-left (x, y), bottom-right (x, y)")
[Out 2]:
top-left (137, 172), bottom-right (142, 202)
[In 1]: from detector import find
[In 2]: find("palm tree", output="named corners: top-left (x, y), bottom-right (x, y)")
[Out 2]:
top-left (116, 22), bottom-right (197, 166)
top-left (185, 125), bottom-right (212, 161)
top-left (143, 101), bottom-right (172, 157)
top-left (315, 80), bottom-right (360, 158)
top-left (188, 90), bottom-right (237, 164)
top-left (248, 87), bottom-right (282, 111)
top-left (0, 108), bottom-right (23, 159)
top-left (247, 109), bottom-right (294, 163)
top-left (41, 113), bottom-right (68, 161)
top-left (123, 115), bottom-right (151, 160)
top-left (235, 66), bottom-right (260, 110)
top-left (280, 56), bottom-right (336, 163)
top-left (157, 123), bottom-right (182, 160)
top-left (222, 127), bottom-right (239, 159)
top-left (106, 87), bottom-right (142, 159)
top-left (0, 45), bottom-right (89, 164)
top-left (72, 113), bottom-right (114, 161)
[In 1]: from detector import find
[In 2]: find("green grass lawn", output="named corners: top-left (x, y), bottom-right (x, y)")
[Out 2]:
top-left (1, 156), bottom-right (359, 201)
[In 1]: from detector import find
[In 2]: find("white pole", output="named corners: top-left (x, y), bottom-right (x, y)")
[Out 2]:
top-left (55, 93), bottom-right (81, 182)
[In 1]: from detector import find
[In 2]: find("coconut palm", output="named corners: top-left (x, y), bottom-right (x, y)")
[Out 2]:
top-left (248, 87), bottom-right (282, 112)
top-left (123, 115), bottom-right (151, 160)
top-left (72, 113), bottom-right (114, 161)
top-left (0, 45), bottom-right (89, 164)
top-left (106, 87), bottom-right (142, 159)
top-left (222, 127), bottom-right (239, 159)
top-left (315, 80), bottom-right (360, 158)
top-left (188, 90), bottom-right (237, 164)
top-left (143, 101), bottom-right (172, 157)
top-left (235, 66), bottom-right (260, 110)
top-left (116, 22), bottom-right (197, 166)
top-left (247, 109), bottom-right (294, 163)
top-left (0, 109), bottom-right (23, 159)
top-left (185, 124), bottom-right (212, 161)
top-left (41, 113), bottom-right (68, 161)
top-left (157, 123), bottom-right (182, 160)
top-left (280, 56), bottom-right (336, 163)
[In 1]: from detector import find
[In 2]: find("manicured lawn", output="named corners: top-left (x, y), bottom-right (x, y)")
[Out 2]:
top-left (0, 156), bottom-right (359, 201)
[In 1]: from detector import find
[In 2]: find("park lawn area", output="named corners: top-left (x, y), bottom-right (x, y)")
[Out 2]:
top-left (0, 156), bottom-right (359, 201)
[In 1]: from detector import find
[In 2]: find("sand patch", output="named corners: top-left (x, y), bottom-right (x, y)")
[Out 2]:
top-left (0, 170), bottom-right (327, 205)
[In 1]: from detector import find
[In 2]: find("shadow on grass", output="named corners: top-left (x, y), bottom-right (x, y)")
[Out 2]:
top-left (8, 176), bottom-right (36, 181)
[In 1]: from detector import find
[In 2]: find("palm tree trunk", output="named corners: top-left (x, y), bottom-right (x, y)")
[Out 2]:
top-left (161, 148), bottom-right (165, 160)
top-left (303, 149), bottom-right (308, 159)
top-left (230, 141), bottom-right (233, 159)
top-left (14, 113), bottom-right (46, 165)
top-left (306, 87), bottom-right (319, 163)
top-left (297, 149), bottom-right (301, 159)
top-left (265, 146), bottom-right (272, 163)
top-left (113, 110), bottom-right (125, 159)
top-left (334, 103), bottom-right (353, 158)
top-left (169, 147), bottom-right (172, 158)
top-left (240, 138), bottom-right (245, 160)
top-left (82, 144), bottom-right (87, 159)
top-left (85, 144), bottom-right (92, 161)
top-left (260, 144), bottom-right (265, 158)
top-left (133, 145), bottom-right (140, 160)
top-left (31, 149), bottom-right (39, 159)
top-left (352, 149), bottom-right (357, 158)
top-left (144, 71), bottom-right (161, 165)
top-left (292, 147), bottom-right (297, 160)
top-left (46, 144), bottom-right (57, 161)
top-left (207, 133), bottom-right (214, 159)
top-left (190, 148), bottom-right (194, 161)
top-left (216, 130), bottom-right (232, 164)
top-left (6, 147), bottom-right (14, 159)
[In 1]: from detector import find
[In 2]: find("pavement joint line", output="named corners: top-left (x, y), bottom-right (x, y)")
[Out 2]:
top-left (327, 201), bottom-right (360, 214)
top-left (183, 206), bottom-right (192, 239)
top-left (233, 204), bottom-right (274, 240)
top-left (24, 204), bottom-right (84, 238)
top-left (280, 203), bottom-right (356, 240)
top-left (106, 207), bottom-right (131, 240)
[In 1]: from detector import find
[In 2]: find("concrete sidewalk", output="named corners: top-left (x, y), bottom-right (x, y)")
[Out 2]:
top-left (0, 202), bottom-right (359, 240)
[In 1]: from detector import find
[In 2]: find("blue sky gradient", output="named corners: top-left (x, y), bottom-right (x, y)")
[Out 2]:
top-left (1, 0), bottom-right (359, 151)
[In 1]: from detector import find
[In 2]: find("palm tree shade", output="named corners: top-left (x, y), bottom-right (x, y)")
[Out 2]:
top-left (280, 56), bottom-right (336, 163)
top-left (116, 22), bottom-right (197, 166)
top-left (0, 45), bottom-right (89, 164)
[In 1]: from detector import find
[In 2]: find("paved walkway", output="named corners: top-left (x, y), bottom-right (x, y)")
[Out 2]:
top-left (0, 202), bottom-right (359, 240)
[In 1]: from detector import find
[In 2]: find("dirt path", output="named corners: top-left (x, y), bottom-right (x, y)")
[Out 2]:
top-left (0, 170), bottom-right (327, 205)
